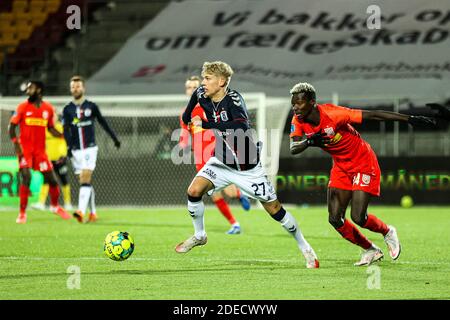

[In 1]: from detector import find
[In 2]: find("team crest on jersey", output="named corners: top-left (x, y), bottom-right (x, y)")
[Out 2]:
top-left (220, 110), bottom-right (228, 121)
top-left (84, 108), bottom-right (92, 117)
top-left (324, 127), bottom-right (335, 136)
top-left (362, 174), bottom-right (371, 186)
top-left (290, 124), bottom-right (295, 133)
top-left (42, 111), bottom-right (49, 119)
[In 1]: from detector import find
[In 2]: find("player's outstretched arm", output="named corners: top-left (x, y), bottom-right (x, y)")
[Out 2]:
top-left (362, 110), bottom-right (436, 127)
top-left (290, 133), bottom-right (331, 155)
top-left (48, 126), bottom-right (63, 138)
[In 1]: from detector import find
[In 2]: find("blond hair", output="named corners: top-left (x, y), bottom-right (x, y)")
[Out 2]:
top-left (201, 61), bottom-right (234, 86)
top-left (289, 82), bottom-right (316, 100)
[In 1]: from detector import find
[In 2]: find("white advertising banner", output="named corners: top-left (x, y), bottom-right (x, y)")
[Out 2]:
top-left (89, 0), bottom-right (450, 99)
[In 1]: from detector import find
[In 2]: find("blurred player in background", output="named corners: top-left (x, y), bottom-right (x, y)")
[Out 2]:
top-left (8, 81), bottom-right (71, 224)
top-left (176, 62), bottom-right (319, 268)
top-left (179, 76), bottom-right (251, 235)
top-left (63, 76), bottom-right (121, 223)
top-left (31, 114), bottom-right (73, 211)
top-left (289, 82), bottom-right (437, 266)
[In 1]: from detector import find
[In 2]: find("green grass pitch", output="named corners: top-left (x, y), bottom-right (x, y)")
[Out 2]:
top-left (0, 206), bottom-right (449, 300)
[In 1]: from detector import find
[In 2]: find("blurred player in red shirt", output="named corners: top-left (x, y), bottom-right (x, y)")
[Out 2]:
top-left (289, 82), bottom-right (436, 266)
top-left (179, 76), bottom-right (250, 235)
top-left (8, 81), bottom-right (71, 224)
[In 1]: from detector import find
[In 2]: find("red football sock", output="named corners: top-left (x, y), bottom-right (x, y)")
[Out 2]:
top-left (363, 214), bottom-right (389, 236)
top-left (336, 219), bottom-right (372, 250)
top-left (214, 198), bottom-right (236, 225)
top-left (19, 185), bottom-right (30, 214)
top-left (236, 188), bottom-right (241, 198)
top-left (49, 184), bottom-right (60, 207)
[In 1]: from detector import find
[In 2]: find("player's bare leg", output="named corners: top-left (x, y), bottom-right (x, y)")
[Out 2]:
top-left (74, 169), bottom-right (94, 223)
top-left (16, 168), bottom-right (31, 224)
top-left (351, 191), bottom-right (401, 260)
top-left (327, 188), bottom-right (382, 266)
top-left (211, 191), bottom-right (241, 235)
top-left (223, 184), bottom-right (251, 211)
top-left (262, 199), bottom-right (319, 269)
top-left (43, 170), bottom-right (70, 220)
top-left (175, 176), bottom-right (213, 253)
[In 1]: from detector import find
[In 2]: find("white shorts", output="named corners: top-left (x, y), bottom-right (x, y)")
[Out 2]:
top-left (196, 156), bottom-right (277, 203)
top-left (71, 146), bottom-right (98, 175)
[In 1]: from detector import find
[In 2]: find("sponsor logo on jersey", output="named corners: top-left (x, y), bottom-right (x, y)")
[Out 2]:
top-left (25, 117), bottom-right (48, 127)
top-left (77, 120), bottom-right (93, 127)
top-left (203, 168), bottom-right (217, 180)
top-left (329, 132), bottom-right (342, 145)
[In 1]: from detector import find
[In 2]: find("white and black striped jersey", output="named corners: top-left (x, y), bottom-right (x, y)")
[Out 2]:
top-left (182, 87), bottom-right (260, 170)
top-left (62, 100), bottom-right (119, 150)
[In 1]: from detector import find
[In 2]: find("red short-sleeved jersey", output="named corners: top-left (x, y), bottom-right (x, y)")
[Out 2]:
top-left (179, 104), bottom-right (216, 171)
top-left (290, 103), bottom-right (378, 174)
top-left (10, 100), bottom-right (55, 152)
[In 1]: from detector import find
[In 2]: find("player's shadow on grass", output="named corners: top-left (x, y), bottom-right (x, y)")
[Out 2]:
top-left (92, 221), bottom-right (189, 229)
top-left (0, 264), bottom-right (304, 280)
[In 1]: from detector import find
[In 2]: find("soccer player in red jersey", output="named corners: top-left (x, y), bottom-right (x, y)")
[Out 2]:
top-left (179, 76), bottom-right (250, 235)
top-left (8, 81), bottom-right (71, 224)
top-left (289, 82), bottom-right (436, 266)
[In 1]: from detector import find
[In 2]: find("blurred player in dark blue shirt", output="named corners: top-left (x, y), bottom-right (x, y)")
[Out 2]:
top-left (62, 76), bottom-right (121, 223)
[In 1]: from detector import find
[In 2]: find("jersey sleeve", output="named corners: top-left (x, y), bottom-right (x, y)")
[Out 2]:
top-left (328, 105), bottom-right (362, 126)
top-left (10, 103), bottom-right (25, 125)
top-left (289, 116), bottom-right (303, 138)
top-left (181, 87), bottom-right (200, 125)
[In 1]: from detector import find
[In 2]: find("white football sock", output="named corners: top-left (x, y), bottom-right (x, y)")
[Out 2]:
top-left (188, 200), bottom-right (206, 240)
top-left (78, 185), bottom-right (92, 215)
top-left (280, 211), bottom-right (312, 252)
top-left (90, 187), bottom-right (96, 215)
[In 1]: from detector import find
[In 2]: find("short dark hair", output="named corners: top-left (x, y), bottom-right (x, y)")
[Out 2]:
top-left (70, 75), bottom-right (85, 84)
top-left (28, 80), bottom-right (45, 94)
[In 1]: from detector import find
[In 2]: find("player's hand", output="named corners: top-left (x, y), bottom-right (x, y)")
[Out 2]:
top-left (13, 142), bottom-right (23, 156)
top-left (114, 139), bottom-right (121, 149)
top-left (408, 115), bottom-right (437, 128)
top-left (191, 115), bottom-right (202, 128)
top-left (306, 132), bottom-right (331, 147)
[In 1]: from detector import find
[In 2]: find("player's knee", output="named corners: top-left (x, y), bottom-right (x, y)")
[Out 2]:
top-left (20, 171), bottom-right (31, 186)
top-left (351, 213), bottom-right (367, 227)
top-left (263, 200), bottom-right (281, 215)
top-left (187, 185), bottom-right (205, 198)
top-left (328, 214), bottom-right (344, 229)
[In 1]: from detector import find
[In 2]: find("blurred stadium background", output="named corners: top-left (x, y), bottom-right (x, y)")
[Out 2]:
top-left (0, 0), bottom-right (449, 207)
